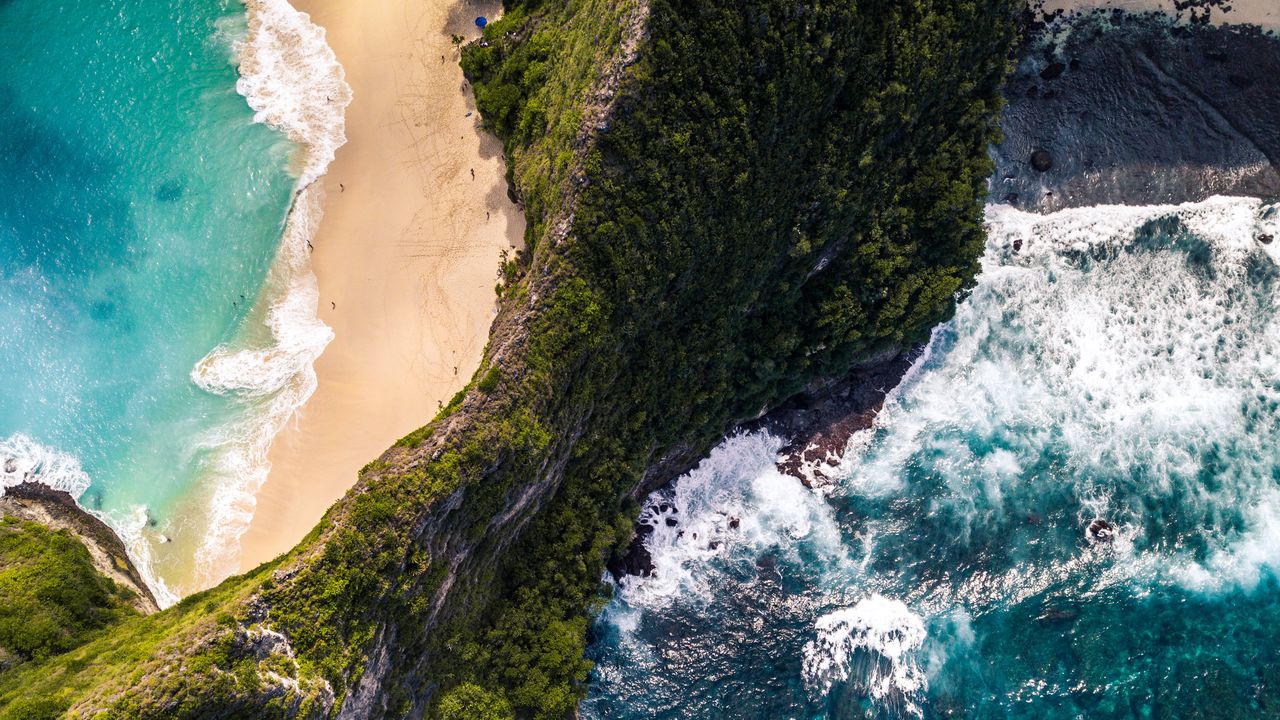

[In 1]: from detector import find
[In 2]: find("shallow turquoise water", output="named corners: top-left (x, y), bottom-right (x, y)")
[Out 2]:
top-left (0, 0), bottom-right (295, 591)
top-left (586, 198), bottom-right (1280, 718)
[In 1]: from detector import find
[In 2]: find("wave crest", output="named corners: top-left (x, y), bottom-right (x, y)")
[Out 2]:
top-left (0, 433), bottom-right (90, 498)
top-left (235, 0), bottom-right (350, 186)
top-left (183, 0), bottom-right (348, 587)
top-left (803, 595), bottom-right (928, 718)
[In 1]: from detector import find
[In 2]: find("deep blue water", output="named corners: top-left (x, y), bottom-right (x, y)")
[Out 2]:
top-left (586, 198), bottom-right (1280, 719)
top-left (0, 0), bottom-right (297, 597)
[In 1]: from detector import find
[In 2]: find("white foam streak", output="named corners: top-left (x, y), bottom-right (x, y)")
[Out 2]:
top-left (614, 432), bottom-right (846, 609)
top-left (595, 195), bottom-right (1280, 712)
top-left (235, 0), bottom-right (350, 187)
top-left (803, 595), bottom-right (928, 717)
top-left (107, 505), bottom-right (180, 608)
top-left (0, 435), bottom-right (181, 606)
top-left (848, 196), bottom-right (1280, 598)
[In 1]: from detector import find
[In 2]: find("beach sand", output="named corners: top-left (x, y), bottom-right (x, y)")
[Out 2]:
top-left (1042, 0), bottom-right (1280, 29)
top-left (236, 0), bottom-right (521, 571)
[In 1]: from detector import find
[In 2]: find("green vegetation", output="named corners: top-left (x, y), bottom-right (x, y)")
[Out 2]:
top-left (0, 1), bottom-right (1017, 717)
top-left (447, 1), bottom-right (1017, 716)
top-left (437, 683), bottom-right (513, 720)
top-left (461, 0), bottom-right (642, 252)
top-left (0, 519), bottom-right (137, 670)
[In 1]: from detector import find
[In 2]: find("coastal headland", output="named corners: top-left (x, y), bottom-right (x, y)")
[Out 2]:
top-left (238, 0), bottom-right (523, 571)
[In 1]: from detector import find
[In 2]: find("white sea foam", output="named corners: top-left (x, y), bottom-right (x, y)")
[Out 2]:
top-left (0, 433), bottom-right (90, 498)
top-left (179, 0), bottom-right (348, 588)
top-left (107, 505), bottom-right (180, 607)
top-left (841, 196), bottom-right (1280, 601)
top-left (235, 0), bottom-right (350, 187)
top-left (612, 432), bottom-right (847, 610)
top-left (594, 195), bottom-right (1280, 711)
top-left (803, 595), bottom-right (928, 717)
top-left (0, 435), bottom-right (181, 605)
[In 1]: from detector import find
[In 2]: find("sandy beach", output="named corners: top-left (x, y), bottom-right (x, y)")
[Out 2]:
top-left (1043, 0), bottom-right (1280, 29)
top-left (236, 0), bottom-right (521, 571)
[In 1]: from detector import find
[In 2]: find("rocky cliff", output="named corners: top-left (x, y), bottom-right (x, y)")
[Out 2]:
top-left (996, 7), bottom-right (1280, 211)
top-left (0, 483), bottom-right (157, 615)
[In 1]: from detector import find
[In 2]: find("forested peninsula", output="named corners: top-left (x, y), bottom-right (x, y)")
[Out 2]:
top-left (0, 1), bottom-right (1017, 717)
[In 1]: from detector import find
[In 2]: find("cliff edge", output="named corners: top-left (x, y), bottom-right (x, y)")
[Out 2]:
top-left (0, 483), bottom-right (157, 615)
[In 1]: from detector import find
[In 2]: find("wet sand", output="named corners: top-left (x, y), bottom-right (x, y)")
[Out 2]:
top-left (237, 0), bottom-right (521, 571)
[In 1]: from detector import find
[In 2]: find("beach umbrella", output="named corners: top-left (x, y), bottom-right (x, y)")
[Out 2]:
top-left (475, 16), bottom-right (488, 28)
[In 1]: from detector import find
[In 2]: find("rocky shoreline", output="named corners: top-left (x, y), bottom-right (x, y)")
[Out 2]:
top-left (607, 348), bottom-right (923, 579)
top-left (0, 483), bottom-right (158, 613)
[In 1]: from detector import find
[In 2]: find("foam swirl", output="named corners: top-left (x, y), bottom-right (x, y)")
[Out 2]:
top-left (184, 0), bottom-right (349, 587)
top-left (0, 433), bottom-right (90, 498)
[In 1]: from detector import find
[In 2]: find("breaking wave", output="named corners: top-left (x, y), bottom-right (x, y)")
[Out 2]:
top-left (803, 595), bottom-right (928, 717)
top-left (586, 196), bottom-right (1280, 718)
top-left (186, 0), bottom-right (348, 587)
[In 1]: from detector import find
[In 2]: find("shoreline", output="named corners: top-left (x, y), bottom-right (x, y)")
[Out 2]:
top-left (150, 0), bottom-right (352, 596)
top-left (1040, 0), bottom-right (1280, 29)
top-left (235, 0), bottom-right (521, 572)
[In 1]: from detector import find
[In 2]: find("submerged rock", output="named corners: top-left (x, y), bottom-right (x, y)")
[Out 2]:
top-left (1088, 518), bottom-right (1116, 543)
top-left (1036, 605), bottom-right (1079, 625)
top-left (1039, 61), bottom-right (1066, 80)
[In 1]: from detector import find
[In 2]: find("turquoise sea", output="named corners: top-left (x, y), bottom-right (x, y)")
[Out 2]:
top-left (0, 0), bottom-right (341, 600)
top-left (586, 198), bottom-right (1280, 718)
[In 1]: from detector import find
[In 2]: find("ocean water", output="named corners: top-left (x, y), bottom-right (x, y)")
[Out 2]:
top-left (0, 0), bottom-right (346, 601)
top-left (586, 197), bottom-right (1280, 718)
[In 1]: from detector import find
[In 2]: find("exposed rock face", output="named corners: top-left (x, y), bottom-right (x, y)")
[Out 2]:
top-left (0, 482), bottom-right (158, 614)
top-left (606, 523), bottom-right (654, 580)
top-left (994, 10), bottom-right (1280, 211)
top-left (609, 350), bottom-right (922, 579)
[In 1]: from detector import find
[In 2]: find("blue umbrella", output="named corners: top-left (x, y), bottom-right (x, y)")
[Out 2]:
top-left (475, 16), bottom-right (488, 28)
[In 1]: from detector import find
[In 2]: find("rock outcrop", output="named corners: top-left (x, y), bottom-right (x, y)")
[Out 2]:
top-left (0, 482), bottom-right (157, 614)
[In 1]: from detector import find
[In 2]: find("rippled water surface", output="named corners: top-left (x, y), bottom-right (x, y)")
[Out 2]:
top-left (586, 198), bottom-right (1280, 719)
top-left (0, 0), bottom-right (298, 597)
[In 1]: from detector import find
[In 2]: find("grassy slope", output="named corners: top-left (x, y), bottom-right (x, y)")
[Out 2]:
top-left (0, 519), bottom-right (139, 669)
top-left (0, 1), bottom-right (1016, 717)
top-left (448, 3), bottom-right (1016, 717)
